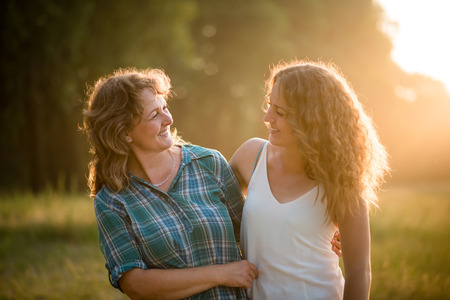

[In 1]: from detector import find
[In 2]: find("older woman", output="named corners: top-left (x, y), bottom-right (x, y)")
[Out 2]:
top-left (82, 68), bottom-right (257, 299)
top-left (230, 60), bottom-right (389, 299)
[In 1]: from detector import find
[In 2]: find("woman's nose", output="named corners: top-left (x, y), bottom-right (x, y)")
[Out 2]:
top-left (263, 107), bottom-right (273, 123)
top-left (163, 110), bottom-right (173, 126)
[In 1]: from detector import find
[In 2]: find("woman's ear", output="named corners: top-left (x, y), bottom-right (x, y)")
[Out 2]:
top-left (124, 133), bottom-right (133, 144)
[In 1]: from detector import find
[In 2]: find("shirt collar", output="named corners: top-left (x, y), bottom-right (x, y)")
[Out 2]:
top-left (128, 144), bottom-right (213, 188)
top-left (180, 144), bottom-right (213, 166)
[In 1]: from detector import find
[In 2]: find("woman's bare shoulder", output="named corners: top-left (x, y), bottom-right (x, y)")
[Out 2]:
top-left (234, 137), bottom-right (267, 159)
top-left (230, 138), bottom-right (267, 180)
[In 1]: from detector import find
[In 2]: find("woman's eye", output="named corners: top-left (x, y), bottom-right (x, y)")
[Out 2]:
top-left (276, 110), bottom-right (285, 117)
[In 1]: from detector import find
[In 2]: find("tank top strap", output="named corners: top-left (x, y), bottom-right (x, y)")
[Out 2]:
top-left (251, 142), bottom-right (268, 179)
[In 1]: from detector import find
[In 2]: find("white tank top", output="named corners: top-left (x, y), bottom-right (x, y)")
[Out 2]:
top-left (240, 144), bottom-right (344, 300)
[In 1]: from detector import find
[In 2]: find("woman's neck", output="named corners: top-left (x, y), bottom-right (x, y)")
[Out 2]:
top-left (269, 144), bottom-right (305, 174)
top-left (127, 148), bottom-right (173, 183)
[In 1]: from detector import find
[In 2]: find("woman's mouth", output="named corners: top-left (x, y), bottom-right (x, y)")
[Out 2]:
top-left (158, 129), bottom-right (170, 136)
top-left (269, 128), bottom-right (280, 134)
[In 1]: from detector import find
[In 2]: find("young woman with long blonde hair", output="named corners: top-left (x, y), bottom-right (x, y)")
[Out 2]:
top-left (230, 60), bottom-right (389, 300)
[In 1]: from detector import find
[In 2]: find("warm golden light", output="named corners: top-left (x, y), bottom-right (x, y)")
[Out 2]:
top-left (377, 0), bottom-right (450, 92)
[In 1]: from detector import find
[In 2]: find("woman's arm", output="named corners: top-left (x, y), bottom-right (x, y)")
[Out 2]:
top-left (119, 260), bottom-right (258, 300)
top-left (229, 138), bottom-right (267, 196)
top-left (336, 202), bottom-right (372, 300)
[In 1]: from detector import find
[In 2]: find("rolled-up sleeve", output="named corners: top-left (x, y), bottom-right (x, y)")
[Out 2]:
top-left (94, 191), bottom-right (148, 289)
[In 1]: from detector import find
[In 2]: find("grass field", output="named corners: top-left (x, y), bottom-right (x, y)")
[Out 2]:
top-left (1, 183), bottom-right (449, 299)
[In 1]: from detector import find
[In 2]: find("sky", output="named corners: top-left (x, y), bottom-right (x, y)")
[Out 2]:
top-left (376, 0), bottom-right (450, 92)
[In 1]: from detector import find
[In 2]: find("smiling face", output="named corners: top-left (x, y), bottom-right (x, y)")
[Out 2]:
top-left (126, 88), bottom-right (174, 156)
top-left (263, 82), bottom-right (298, 148)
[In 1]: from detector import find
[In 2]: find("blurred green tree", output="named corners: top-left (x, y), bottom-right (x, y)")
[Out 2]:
top-left (0, 0), bottom-right (197, 192)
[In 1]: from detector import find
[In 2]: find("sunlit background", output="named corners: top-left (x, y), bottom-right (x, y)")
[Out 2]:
top-left (0, 0), bottom-right (449, 299)
top-left (372, 0), bottom-right (450, 184)
top-left (1, 0), bottom-right (450, 191)
top-left (377, 0), bottom-right (450, 92)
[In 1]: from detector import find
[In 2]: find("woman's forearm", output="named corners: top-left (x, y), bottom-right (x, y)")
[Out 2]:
top-left (337, 202), bottom-right (372, 300)
top-left (119, 260), bottom-right (257, 300)
top-left (120, 266), bottom-right (219, 300)
top-left (343, 263), bottom-right (371, 300)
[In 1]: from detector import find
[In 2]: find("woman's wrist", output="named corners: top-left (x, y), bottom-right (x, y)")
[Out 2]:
top-left (208, 264), bottom-right (225, 286)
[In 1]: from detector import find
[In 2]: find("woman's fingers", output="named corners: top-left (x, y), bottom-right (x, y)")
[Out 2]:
top-left (220, 260), bottom-right (258, 288)
top-left (331, 231), bottom-right (342, 257)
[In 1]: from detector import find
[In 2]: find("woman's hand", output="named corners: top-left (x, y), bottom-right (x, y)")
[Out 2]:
top-left (217, 260), bottom-right (258, 289)
top-left (331, 230), bottom-right (342, 257)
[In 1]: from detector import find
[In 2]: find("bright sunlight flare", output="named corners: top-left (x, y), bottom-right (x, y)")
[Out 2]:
top-left (376, 0), bottom-right (450, 92)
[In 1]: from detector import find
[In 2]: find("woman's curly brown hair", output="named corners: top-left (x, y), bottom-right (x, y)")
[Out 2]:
top-left (82, 67), bottom-right (174, 197)
top-left (266, 60), bottom-right (390, 222)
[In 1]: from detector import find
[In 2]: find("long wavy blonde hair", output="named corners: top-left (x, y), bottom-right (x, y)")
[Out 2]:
top-left (266, 60), bottom-right (390, 222)
top-left (82, 67), bottom-right (176, 197)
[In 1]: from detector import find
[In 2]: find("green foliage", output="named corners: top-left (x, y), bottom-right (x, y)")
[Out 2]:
top-left (370, 183), bottom-right (450, 299)
top-left (0, 192), bottom-right (127, 299)
top-left (0, 0), bottom-right (198, 193)
top-left (1, 184), bottom-right (449, 299)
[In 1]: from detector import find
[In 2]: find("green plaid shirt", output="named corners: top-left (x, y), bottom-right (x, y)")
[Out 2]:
top-left (94, 145), bottom-right (247, 299)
